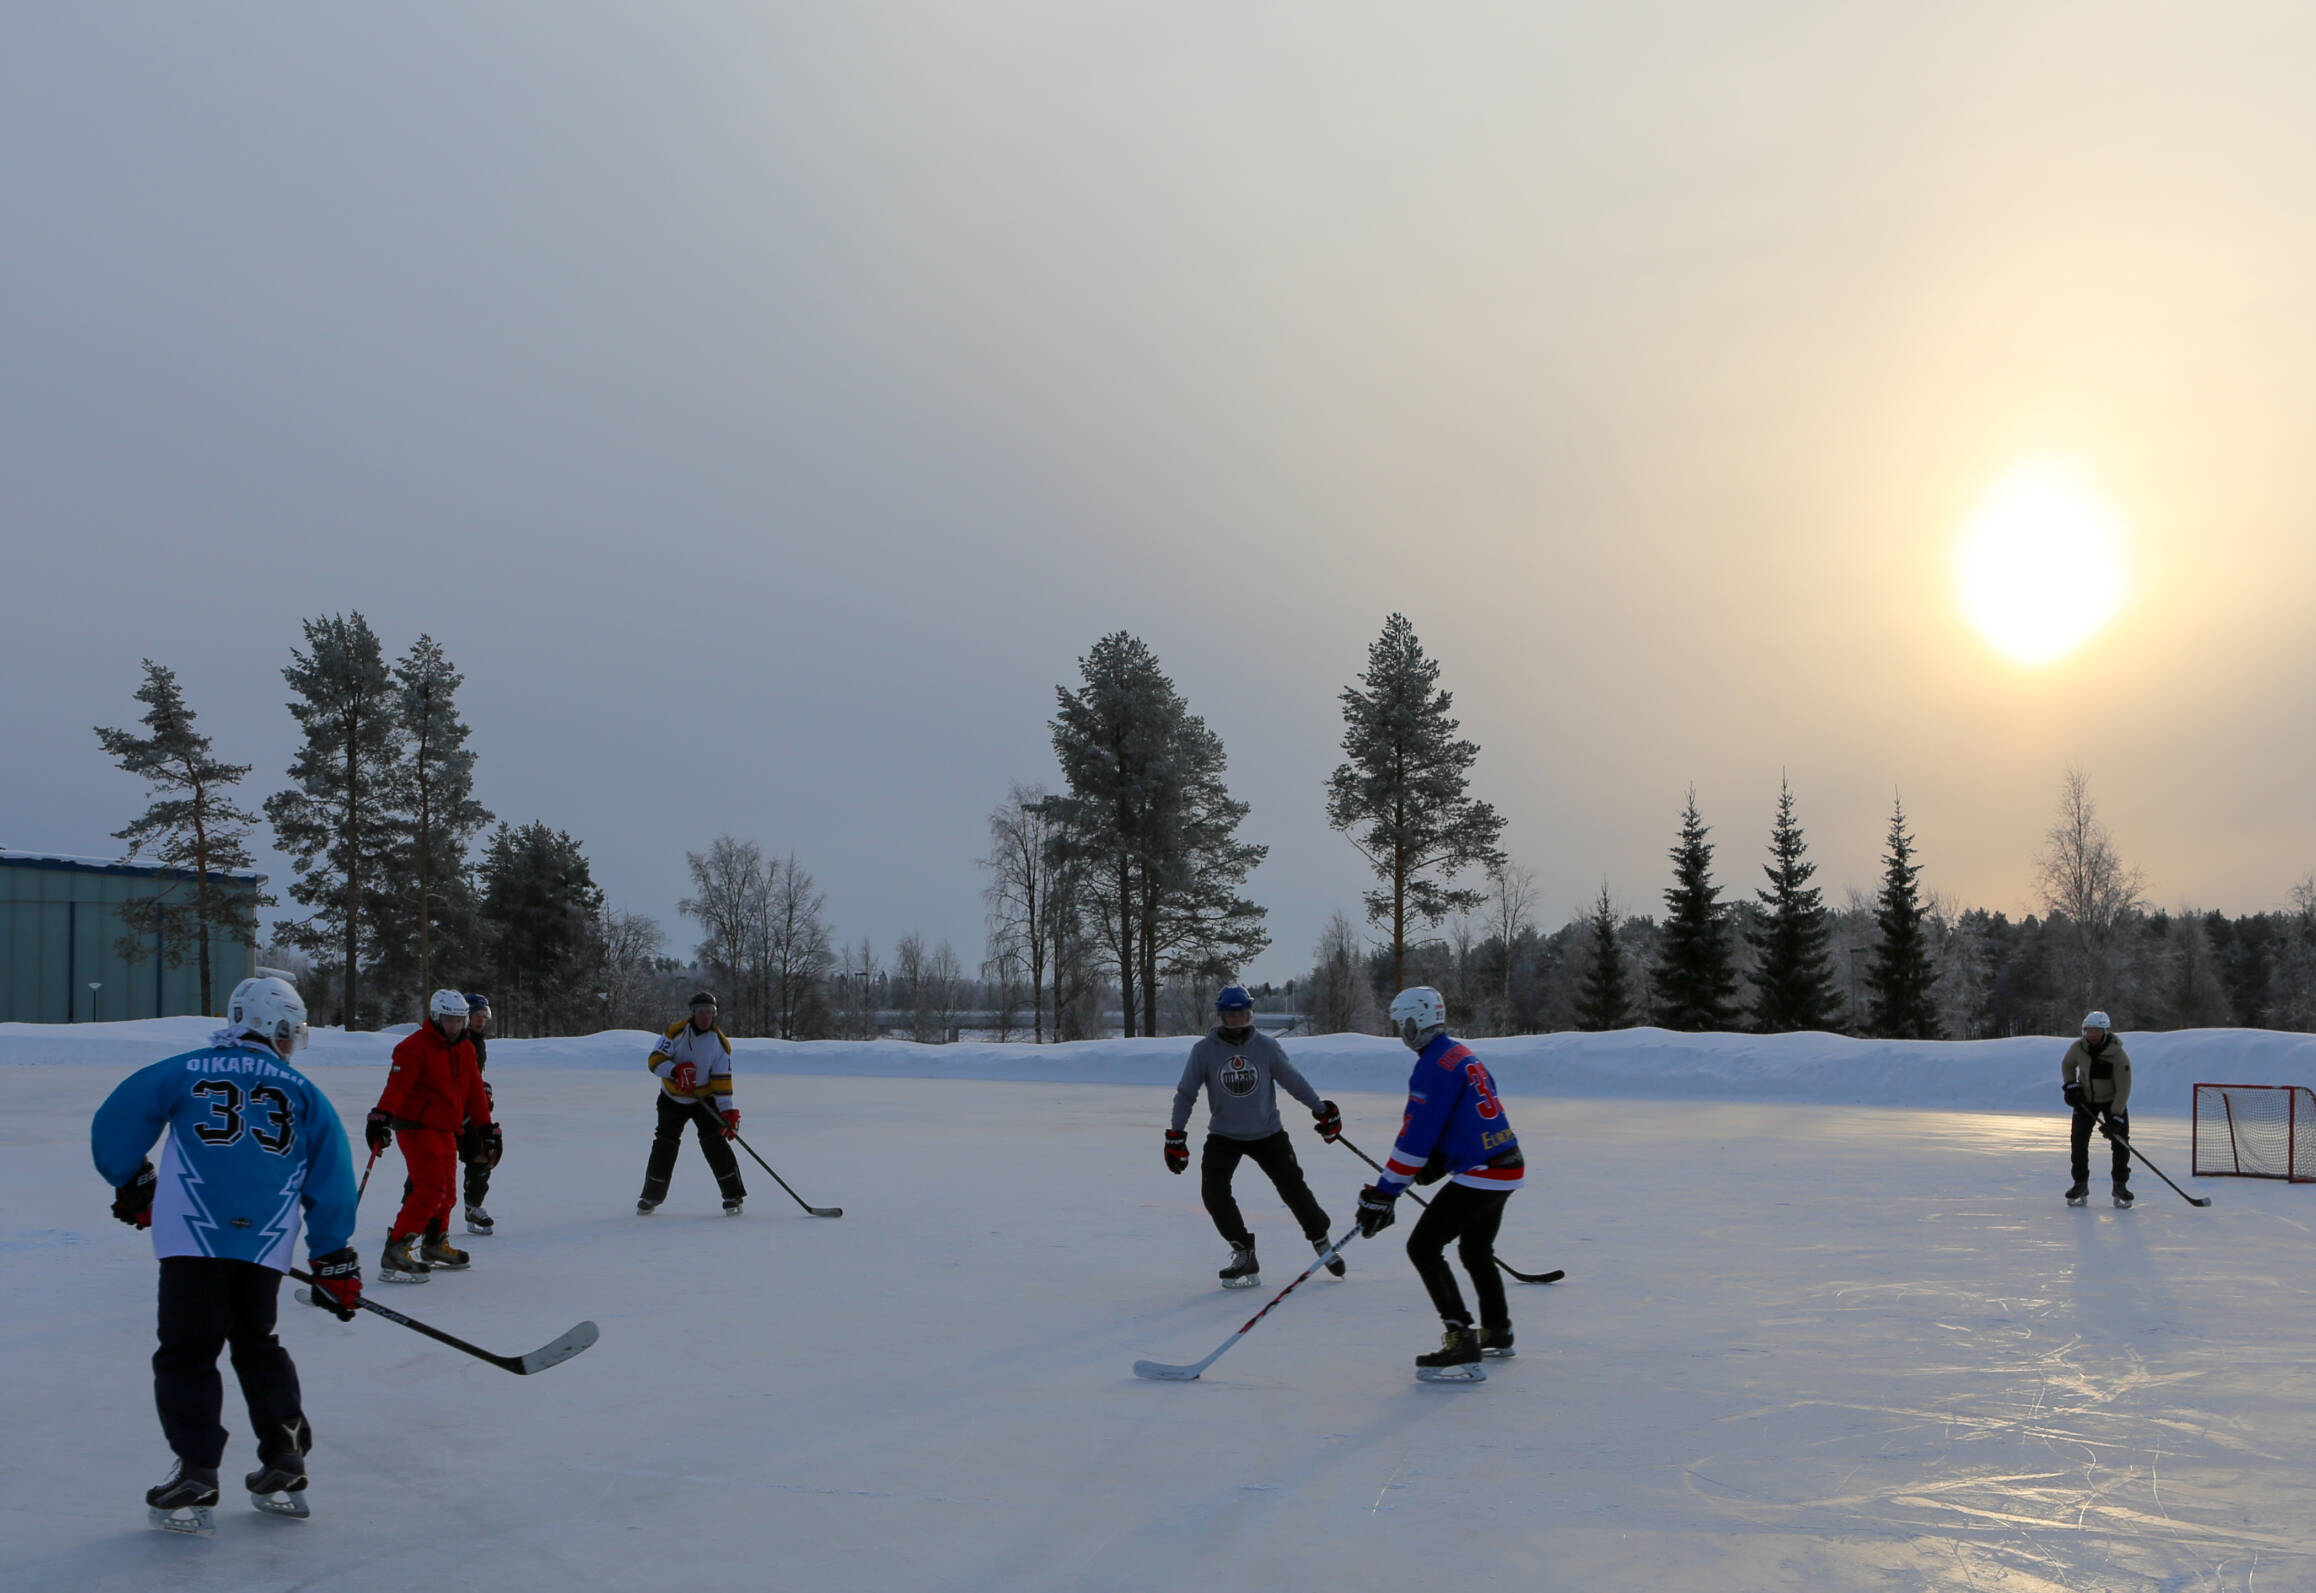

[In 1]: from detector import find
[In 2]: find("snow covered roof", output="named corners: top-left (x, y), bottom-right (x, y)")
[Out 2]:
top-left (0, 848), bottom-right (266, 884)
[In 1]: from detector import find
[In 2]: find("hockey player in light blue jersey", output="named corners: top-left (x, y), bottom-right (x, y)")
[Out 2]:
top-left (91, 975), bottom-right (362, 1533)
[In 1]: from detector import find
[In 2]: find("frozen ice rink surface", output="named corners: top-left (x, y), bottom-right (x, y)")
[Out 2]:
top-left (5, 1063), bottom-right (2313, 1593)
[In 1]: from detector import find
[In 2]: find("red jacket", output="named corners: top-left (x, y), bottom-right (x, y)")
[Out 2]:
top-left (378, 1024), bottom-right (492, 1134)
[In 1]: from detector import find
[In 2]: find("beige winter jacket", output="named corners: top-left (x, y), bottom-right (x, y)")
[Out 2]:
top-left (2060, 1035), bottom-right (2132, 1113)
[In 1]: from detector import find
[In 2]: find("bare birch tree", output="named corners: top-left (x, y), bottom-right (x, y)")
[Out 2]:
top-left (2035, 767), bottom-right (2146, 1012)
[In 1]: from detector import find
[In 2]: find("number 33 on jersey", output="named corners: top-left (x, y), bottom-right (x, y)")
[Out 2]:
top-left (92, 1037), bottom-right (360, 1270)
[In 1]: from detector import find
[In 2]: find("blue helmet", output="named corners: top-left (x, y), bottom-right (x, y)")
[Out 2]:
top-left (1215, 985), bottom-right (1253, 1016)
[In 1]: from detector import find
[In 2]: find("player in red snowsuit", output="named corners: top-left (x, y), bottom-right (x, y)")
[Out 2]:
top-left (368, 989), bottom-right (492, 1282)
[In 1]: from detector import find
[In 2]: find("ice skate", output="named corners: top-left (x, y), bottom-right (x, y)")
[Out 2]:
top-left (1477, 1325), bottom-right (1516, 1359)
top-left (463, 1202), bottom-right (494, 1236)
top-left (2065, 1180), bottom-right (2089, 1207)
top-left (146, 1459), bottom-right (220, 1534)
top-left (1312, 1236), bottom-right (1347, 1278)
top-left (245, 1419), bottom-right (311, 1518)
top-left (380, 1233), bottom-right (431, 1283)
top-left (636, 1193), bottom-right (662, 1215)
top-left (1218, 1243), bottom-right (1261, 1289)
top-left (419, 1231), bottom-right (471, 1270)
top-left (2113, 1181), bottom-right (2134, 1208)
top-left (1415, 1322), bottom-right (1487, 1383)
top-left (722, 1196), bottom-right (744, 1216)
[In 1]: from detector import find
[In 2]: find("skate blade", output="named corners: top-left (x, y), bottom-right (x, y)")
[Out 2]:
top-left (464, 1224), bottom-right (492, 1236)
top-left (423, 1257), bottom-right (470, 1270)
top-left (1415, 1364), bottom-right (1487, 1383)
top-left (380, 1269), bottom-right (431, 1284)
top-left (1480, 1347), bottom-right (1516, 1359)
top-left (2113, 1198), bottom-right (2134, 1208)
top-left (2065, 1197), bottom-right (2088, 1207)
top-left (1220, 1275), bottom-right (1262, 1290)
top-left (250, 1490), bottom-right (309, 1519)
top-left (148, 1505), bottom-right (216, 1534)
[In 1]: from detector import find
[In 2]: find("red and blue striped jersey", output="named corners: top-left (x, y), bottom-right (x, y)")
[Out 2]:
top-left (1375, 1034), bottom-right (1523, 1195)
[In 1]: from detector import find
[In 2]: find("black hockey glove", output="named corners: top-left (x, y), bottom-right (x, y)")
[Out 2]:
top-left (306, 1246), bottom-right (362, 1321)
top-left (1164, 1129), bottom-right (1188, 1175)
top-left (2096, 1112), bottom-right (2123, 1142)
top-left (2062, 1083), bottom-right (2087, 1111)
top-left (459, 1122), bottom-right (504, 1168)
top-left (1355, 1184), bottom-right (1398, 1238)
top-left (1413, 1149), bottom-right (1451, 1187)
top-left (1312, 1101), bottom-right (1342, 1143)
top-left (364, 1109), bottom-right (394, 1156)
top-left (111, 1158), bottom-right (157, 1229)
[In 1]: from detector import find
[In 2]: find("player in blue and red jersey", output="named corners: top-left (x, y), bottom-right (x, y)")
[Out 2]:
top-left (1352, 986), bottom-right (1524, 1380)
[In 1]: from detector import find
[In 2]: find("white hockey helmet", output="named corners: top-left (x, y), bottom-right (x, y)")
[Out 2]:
top-left (1389, 986), bottom-right (1448, 1050)
top-left (227, 975), bottom-right (308, 1054)
top-left (2081, 1010), bottom-right (2112, 1034)
top-left (428, 988), bottom-right (470, 1024)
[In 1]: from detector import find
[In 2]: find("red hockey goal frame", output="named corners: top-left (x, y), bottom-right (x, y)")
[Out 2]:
top-left (2192, 1082), bottom-right (2316, 1182)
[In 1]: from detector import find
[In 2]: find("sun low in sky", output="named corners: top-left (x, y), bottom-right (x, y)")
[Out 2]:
top-left (1956, 462), bottom-right (2129, 666)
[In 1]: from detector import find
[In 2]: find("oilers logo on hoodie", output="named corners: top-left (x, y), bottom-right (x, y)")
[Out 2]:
top-left (1220, 1054), bottom-right (1259, 1097)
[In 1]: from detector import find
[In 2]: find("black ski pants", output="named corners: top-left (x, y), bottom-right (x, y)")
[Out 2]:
top-left (1200, 1130), bottom-right (1330, 1248)
top-left (154, 1256), bottom-right (306, 1470)
top-left (2071, 1107), bottom-right (2132, 1185)
top-left (642, 1092), bottom-right (746, 1204)
top-left (1406, 1182), bottom-right (1513, 1334)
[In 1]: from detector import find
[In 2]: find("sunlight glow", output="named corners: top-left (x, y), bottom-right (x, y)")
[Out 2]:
top-left (1955, 462), bottom-right (2128, 666)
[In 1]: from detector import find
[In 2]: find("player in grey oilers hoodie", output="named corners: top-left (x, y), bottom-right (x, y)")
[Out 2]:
top-left (1166, 986), bottom-right (1344, 1287)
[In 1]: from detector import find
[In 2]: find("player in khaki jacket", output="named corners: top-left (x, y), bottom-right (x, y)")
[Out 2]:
top-left (2060, 1009), bottom-right (2134, 1207)
top-left (635, 991), bottom-right (748, 1215)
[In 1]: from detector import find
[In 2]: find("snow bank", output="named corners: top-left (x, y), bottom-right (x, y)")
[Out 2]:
top-left (8, 1017), bottom-right (2314, 1113)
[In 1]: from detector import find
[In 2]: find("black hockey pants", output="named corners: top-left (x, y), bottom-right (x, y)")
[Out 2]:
top-left (2071, 1108), bottom-right (2131, 1185)
top-left (154, 1256), bottom-right (307, 1470)
top-left (1406, 1182), bottom-right (1513, 1334)
top-left (642, 1093), bottom-right (746, 1204)
top-left (1200, 1130), bottom-right (1330, 1249)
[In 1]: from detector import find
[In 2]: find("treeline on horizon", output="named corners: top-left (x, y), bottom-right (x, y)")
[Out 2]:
top-left (90, 613), bottom-right (2316, 1042)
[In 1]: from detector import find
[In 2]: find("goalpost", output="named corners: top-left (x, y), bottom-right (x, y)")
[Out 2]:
top-left (2192, 1083), bottom-right (2316, 1182)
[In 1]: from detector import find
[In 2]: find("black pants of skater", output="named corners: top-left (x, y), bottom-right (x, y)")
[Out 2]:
top-left (1200, 1131), bottom-right (1330, 1248)
top-left (2071, 1108), bottom-right (2132, 1184)
top-left (154, 1256), bottom-right (307, 1470)
top-left (1406, 1182), bottom-right (1513, 1333)
top-left (642, 1093), bottom-right (747, 1203)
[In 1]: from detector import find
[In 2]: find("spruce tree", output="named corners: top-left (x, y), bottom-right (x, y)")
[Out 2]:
top-left (1652, 789), bottom-right (1740, 1031)
top-left (94, 660), bottom-right (273, 1013)
top-left (479, 821), bottom-right (607, 1036)
top-left (385, 635), bottom-right (492, 998)
top-left (1325, 613), bottom-right (1507, 995)
top-left (1748, 776), bottom-right (1837, 1032)
top-left (1866, 795), bottom-right (1942, 1038)
top-left (1573, 883), bottom-right (1633, 1031)
top-left (265, 613), bottom-right (399, 1027)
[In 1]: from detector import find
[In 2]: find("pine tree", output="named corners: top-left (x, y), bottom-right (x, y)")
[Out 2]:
top-left (1048, 633), bottom-right (1266, 1035)
top-left (265, 614), bottom-right (399, 1028)
top-left (1748, 776), bottom-right (1837, 1032)
top-left (384, 635), bottom-right (492, 1000)
top-left (93, 660), bottom-right (273, 1013)
top-left (1866, 795), bottom-right (1942, 1039)
top-left (1573, 883), bottom-right (1633, 1031)
top-left (479, 821), bottom-right (607, 1037)
top-left (1652, 789), bottom-right (1740, 1031)
top-left (1325, 613), bottom-right (1507, 996)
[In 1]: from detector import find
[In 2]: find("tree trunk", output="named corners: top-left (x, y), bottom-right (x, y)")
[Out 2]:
top-left (342, 720), bottom-right (360, 1027)
top-left (1114, 851), bottom-right (1137, 1038)
top-left (191, 773), bottom-right (214, 1014)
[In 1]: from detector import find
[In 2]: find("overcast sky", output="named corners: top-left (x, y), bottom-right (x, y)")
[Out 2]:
top-left (7, 4), bottom-right (2315, 990)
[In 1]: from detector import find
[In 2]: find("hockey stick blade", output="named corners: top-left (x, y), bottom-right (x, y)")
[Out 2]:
top-left (700, 1104), bottom-right (843, 1216)
top-left (1502, 1266), bottom-right (1566, 1284)
top-left (1130, 1358), bottom-right (1210, 1382)
top-left (1133, 1226), bottom-right (1358, 1382)
top-left (293, 1273), bottom-right (600, 1375)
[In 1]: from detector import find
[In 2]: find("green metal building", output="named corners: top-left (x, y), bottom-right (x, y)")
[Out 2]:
top-left (0, 850), bottom-right (266, 1023)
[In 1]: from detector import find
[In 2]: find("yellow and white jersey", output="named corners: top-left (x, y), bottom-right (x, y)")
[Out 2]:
top-left (646, 1020), bottom-right (734, 1107)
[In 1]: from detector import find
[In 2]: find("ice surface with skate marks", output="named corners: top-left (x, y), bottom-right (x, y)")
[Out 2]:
top-left (3, 1029), bottom-right (2314, 1592)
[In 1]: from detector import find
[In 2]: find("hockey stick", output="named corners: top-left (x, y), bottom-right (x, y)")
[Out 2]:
top-left (1134, 1225), bottom-right (1359, 1381)
top-left (289, 1269), bottom-right (600, 1374)
top-left (353, 1148), bottom-right (379, 1208)
top-left (694, 1101), bottom-right (842, 1217)
top-left (1334, 1135), bottom-right (1564, 1284)
top-left (2102, 1122), bottom-right (2213, 1207)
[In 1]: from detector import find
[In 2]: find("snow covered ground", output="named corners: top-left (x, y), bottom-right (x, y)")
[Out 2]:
top-left (6, 1023), bottom-right (2316, 1591)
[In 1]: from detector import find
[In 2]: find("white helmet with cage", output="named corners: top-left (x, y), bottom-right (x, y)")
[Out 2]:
top-left (227, 975), bottom-right (309, 1055)
top-left (1388, 986), bottom-right (1449, 1051)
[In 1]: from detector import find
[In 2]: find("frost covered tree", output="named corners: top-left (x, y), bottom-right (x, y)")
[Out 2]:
top-left (94, 660), bottom-right (272, 1014)
top-left (1866, 796), bottom-right (1941, 1039)
top-left (1326, 613), bottom-right (1506, 996)
top-left (1303, 911), bottom-right (1380, 1036)
top-left (980, 784), bottom-right (1066, 1041)
top-left (1652, 791), bottom-right (1740, 1031)
top-left (1747, 777), bottom-right (1836, 1033)
top-left (2035, 767), bottom-right (2146, 1012)
top-left (680, 836), bottom-right (767, 1027)
top-left (1483, 860), bottom-right (1537, 1035)
top-left (265, 613), bottom-right (400, 1028)
top-left (1049, 633), bottom-right (1267, 1036)
top-left (764, 851), bottom-right (833, 1040)
top-left (1574, 884), bottom-right (1634, 1031)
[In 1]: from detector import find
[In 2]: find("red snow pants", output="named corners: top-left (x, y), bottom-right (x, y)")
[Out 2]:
top-left (391, 1127), bottom-right (458, 1241)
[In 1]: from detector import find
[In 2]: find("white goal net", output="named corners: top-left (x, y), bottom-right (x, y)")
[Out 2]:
top-left (2193, 1083), bottom-right (2316, 1182)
